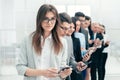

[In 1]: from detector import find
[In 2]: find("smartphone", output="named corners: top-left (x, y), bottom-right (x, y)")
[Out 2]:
top-left (80, 61), bottom-right (92, 67)
top-left (58, 66), bottom-right (71, 74)
top-left (83, 61), bottom-right (92, 65)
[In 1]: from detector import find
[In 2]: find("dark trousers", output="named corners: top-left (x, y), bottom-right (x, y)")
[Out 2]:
top-left (70, 70), bottom-right (83, 80)
top-left (91, 52), bottom-right (108, 80)
top-left (99, 53), bottom-right (108, 80)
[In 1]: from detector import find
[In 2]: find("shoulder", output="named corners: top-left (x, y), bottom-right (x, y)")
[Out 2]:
top-left (60, 37), bottom-right (68, 49)
top-left (73, 38), bottom-right (80, 45)
top-left (60, 37), bottom-right (67, 44)
top-left (74, 38), bottom-right (80, 42)
top-left (81, 28), bottom-right (88, 33)
top-left (78, 33), bottom-right (85, 37)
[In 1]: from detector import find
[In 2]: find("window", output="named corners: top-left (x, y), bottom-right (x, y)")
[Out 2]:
top-left (54, 5), bottom-right (66, 13)
top-left (67, 5), bottom-right (91, 17)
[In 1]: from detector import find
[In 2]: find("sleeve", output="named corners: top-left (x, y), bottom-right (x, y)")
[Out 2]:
top-left (16, 37), bottom-right (28, 76)
top-left (73, 38), bottom-right (82, 62)
top-left (71, 38), bottom-right (82, 71)
top-left (69, 52), bottom-right (77, 70)
top-left (69, 38), bottom-right (77, 70)
top-left (60, 38), bottom-right (68, 67)
top-left (86, 30), bottom-right (89, 49)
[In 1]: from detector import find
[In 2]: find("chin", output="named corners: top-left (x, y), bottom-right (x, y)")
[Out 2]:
top-left (46, 28), bottom-right (53, 31)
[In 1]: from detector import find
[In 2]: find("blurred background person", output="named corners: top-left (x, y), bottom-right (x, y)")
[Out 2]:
top-left (58, 12), bottom-right (87, 80)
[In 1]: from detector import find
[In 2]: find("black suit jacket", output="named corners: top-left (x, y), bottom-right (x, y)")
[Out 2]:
top-left (79, 27), bottom-right (89, 49)
top-left (72, 37), bottom-right (82, 62)
top-left (70, 37), bottom-right (83, 80)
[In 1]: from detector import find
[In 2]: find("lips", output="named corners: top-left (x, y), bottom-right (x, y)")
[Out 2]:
top-left (46, 26), bottom-right (51, 27)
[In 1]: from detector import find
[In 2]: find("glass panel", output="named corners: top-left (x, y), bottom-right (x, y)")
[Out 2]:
top-left (54, 5), bottom-right (66, 13)
top-left (67, 5), bottom-right (91, 17)
top-left (0, 30), bottom-right (16, 46)
top-left (0, 0), bottom-right (15, 30)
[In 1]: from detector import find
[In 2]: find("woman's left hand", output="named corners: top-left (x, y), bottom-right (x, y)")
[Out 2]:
top-left (58, 67), bottom-right (72, 79)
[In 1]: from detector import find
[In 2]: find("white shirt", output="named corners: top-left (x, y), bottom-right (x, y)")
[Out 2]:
top-left (74, 32), bottom-right (86, 49)
top-left (74, 32), bottom-right (86, 57)
top-left (85, 28), bottom-right (90, 40)
top-left (34, 34), bottom-right (52, 80)
top-left (103, 34), bottom-right (110, 52)
top-left (93, 33), bottom-right (97, 40)
top-left (33, 34), bottom-right (68, 80)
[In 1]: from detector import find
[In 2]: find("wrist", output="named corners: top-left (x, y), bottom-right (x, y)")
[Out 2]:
top-left (38, 69), bottom-right (44, 76)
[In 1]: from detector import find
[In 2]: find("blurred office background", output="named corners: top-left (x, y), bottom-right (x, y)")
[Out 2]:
top-left (0, 0), bottom-right (120, 80)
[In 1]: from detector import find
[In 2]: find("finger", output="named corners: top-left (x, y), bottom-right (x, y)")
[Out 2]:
top-left (48, 74), bottom-right (58, 78)
top-left (48, 69), bottom-right (58, 74)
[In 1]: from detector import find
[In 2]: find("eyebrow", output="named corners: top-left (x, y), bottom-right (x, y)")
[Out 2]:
top-left (44, 16), bottom-right (56, 19)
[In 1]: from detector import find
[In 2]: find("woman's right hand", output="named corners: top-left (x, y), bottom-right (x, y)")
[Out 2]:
top-left (82, 53), bottom-right (91, 62)
top-left (88, 40), bottom-right (94, 44)
top-left (76, 61), bottom-right (87, 71)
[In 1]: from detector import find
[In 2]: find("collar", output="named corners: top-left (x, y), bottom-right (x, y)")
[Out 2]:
top-left (41, 34), bottom-right (52, 40)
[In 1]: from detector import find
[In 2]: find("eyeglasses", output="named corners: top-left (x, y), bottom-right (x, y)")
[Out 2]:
top-left (70, 26), bottom-right (75, 29)
top-left (43, 17), bottom-right (56, 23)
top-left (60, 26), bottom-right (70, 31)
top-left (79, 20), bottom-right (85, 22)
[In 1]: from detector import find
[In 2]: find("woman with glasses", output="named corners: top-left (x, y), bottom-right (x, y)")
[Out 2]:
top-left (16, 4), bottom-right (72, 80)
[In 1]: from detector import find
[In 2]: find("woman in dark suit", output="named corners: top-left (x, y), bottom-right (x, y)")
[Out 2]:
top-left (70, 17), bottom-right (83, 80)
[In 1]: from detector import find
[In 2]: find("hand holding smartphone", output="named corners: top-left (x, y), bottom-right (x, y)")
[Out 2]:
top-left (83, 61), bottom-right (92, 65)
top-left (58, 66), bottom-right (71, 74)
top-left (80, 61), bottom-right (92, 67)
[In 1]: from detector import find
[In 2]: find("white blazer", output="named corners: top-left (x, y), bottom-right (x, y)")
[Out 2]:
top-left (16, 35), bottom-right (68, 80)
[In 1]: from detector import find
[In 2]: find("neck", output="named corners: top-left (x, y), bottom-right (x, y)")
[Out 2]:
top-left (43, 31), bottom-right (51, 39)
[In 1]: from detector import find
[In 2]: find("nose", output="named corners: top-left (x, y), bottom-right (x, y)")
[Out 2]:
top-left (64, 30), bottom-right (68, 35)
top-left (48, 20), bottom-right (52, 24)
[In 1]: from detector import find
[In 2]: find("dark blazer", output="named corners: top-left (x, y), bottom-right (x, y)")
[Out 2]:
top-left (70, 37), bottom-right (83, 80)
top-left (72, 37), bottom-right (82, 62)
top-left (90, 33), bottom-right (109, 80)
top-left (96, 33), bottom-right (109, 52)
top-left (91, 33), bottom-right (104, 56)
top-left (79, 27), bottom-right (89, 49)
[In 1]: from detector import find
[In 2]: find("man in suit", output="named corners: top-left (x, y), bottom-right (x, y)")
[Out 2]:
top-left (75, 12), bottom-right (89, 50)
top-left (90, 23), bottom-right (106, 80)
top-left (75, 12), bottom-right (90, 80)
top-left (58, 12), bottom-right (88, 80)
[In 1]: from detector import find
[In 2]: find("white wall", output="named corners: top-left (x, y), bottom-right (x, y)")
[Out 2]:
top-left (0, 0), bottom-right (16, 46)
top-left (0, 0), bottom-right (120, 46)
top-left (0, 0), bottom-right (1, 29)
top-left (14, 0), bottom-right (120, 42)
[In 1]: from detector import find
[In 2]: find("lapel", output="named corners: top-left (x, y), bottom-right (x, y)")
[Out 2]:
top-left (96, 33), bottom-right (103, 40)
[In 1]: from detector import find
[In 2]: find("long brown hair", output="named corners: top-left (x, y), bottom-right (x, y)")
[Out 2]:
top-left (32, 4), bottom-right (62, 54)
